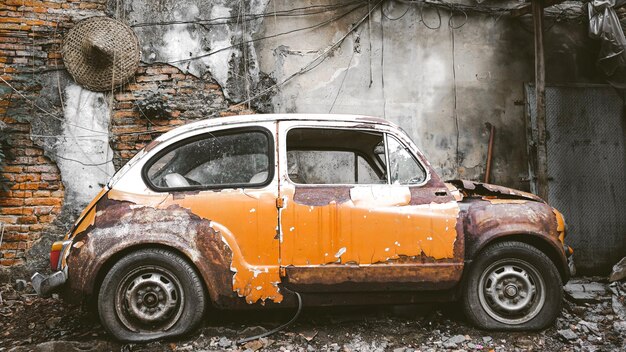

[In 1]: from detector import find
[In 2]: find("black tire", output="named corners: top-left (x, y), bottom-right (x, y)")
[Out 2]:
top-left (462, 241), bottom-right (562, 330)
top-left (98, 248), bottom-right (206, 342)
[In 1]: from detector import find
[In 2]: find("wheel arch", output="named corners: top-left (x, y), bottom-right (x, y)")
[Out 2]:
top-left (465, 233), bottom-right (569, 284)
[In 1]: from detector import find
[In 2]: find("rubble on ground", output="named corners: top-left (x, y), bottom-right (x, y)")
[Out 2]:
top-left (0, 277), bottom-right (624, 352)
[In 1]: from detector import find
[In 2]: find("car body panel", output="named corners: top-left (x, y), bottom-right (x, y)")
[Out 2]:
top-left (277, 120), bottom-right (464, 291)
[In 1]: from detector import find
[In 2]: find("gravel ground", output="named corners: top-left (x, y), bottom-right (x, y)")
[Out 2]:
top-left (1, 277), bottom-right (625, 352)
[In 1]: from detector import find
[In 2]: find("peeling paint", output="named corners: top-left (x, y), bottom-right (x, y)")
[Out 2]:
top-left (280, 185), bottom-right (460, 267)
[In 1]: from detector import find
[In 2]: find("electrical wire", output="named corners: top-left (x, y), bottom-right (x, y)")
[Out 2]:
top-left (380, 5), bottom-right (387, 119)
top-left (329, 42), bottom-right (356, 113)
top-left (224, 0), bottom-right (385, 112)
top-left (0, 76), bottom-right (109, 136)
top-left (450, 15), bottom-right (460, 170)
top-left (162, 2), bottom-right (367, 65)
top-left (420, 5), bottom-right (442, 30)
top-left (51, 152), bottom-right (114, 167)
top-left (448, 8), bottom-right (468, 29)
top-left (237, 291), bottom-right (302, 345)
top-left (131, 1), bottom-right (365, 27)
top-left (381, 0), bottom-right (411, 21)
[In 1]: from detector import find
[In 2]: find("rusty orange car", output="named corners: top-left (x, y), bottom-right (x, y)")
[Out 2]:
top-left (31, 114), bottom-right (574, 341)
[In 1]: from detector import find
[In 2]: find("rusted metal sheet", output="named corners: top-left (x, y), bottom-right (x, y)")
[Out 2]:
top-left (293, 186), bottom-right (352, 206)
top-left (458, 197), bottom-right (568, 279)
top-left (448, 179), bottom-right (544, 202)
top-left (284, 262), bottom-right (463, 292)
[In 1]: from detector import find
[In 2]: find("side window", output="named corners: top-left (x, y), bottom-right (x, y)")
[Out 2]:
top-left (286, 128), bottom-right (386, 185)
top-left (288, 150), bottom-right (355, 184)
top-left (387, 135), bottom-right (426, 185)
top-left (146, 130), bottom-right (271, 190)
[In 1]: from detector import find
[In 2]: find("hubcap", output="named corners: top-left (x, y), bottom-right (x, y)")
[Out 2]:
top-left (115, 266), bottom-right (185, 332)
top-left (478, 258), bottom-right (545, 324)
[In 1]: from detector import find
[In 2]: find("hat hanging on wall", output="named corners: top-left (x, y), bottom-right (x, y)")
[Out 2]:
top-left (62, 17), bottom-right (140, 92)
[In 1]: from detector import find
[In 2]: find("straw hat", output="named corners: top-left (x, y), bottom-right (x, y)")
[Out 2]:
top-left (62, 17), bottom-right (140, 92)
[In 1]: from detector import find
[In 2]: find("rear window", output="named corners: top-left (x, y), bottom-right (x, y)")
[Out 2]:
top-left (145, 129), bottom-right (272, 190)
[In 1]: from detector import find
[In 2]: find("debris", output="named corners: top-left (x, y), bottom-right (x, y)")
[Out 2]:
top-left (613, 321), bottom-right (626, 333)
top-left (610, 257), bottom-right (626, 282)
top-left (557, 329), bottom-right (578, 341)
top-left (564, 280), bottom-right (609, 303)
top-left (242, 339), bottom-right (263, 351)
top-left (14, 280), bottom-right (27, 292)
top-left (217, 336), bottom-right (232, 348)
top-left (577, 320), bottom-right (600, 335)
top-left (45, 317), bottom-right (61, 330)
top-left (8, 341), bottom-right (119, 352)
top-left (443, 334), bottom-right (467, 348)
top-left (298, 329), bottom-right (317, 342)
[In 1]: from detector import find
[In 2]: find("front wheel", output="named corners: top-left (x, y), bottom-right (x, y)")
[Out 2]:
top-left (462, 241), bottom-right (562, 330)
top-left (98, 248), bottom-right (206, 342)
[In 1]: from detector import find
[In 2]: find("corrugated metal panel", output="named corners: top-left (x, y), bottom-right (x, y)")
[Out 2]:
top-left (525, 84), bottom-right (626, 274)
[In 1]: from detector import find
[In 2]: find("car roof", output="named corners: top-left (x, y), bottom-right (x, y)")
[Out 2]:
top-left (154, 113), bottom-right (396, 143)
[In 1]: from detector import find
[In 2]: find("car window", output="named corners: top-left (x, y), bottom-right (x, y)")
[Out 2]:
top-left (286, 128), bottom-right (386, 185)
top-left (146, 130), bottom-right (271, 189)
top-left (387, 135), bottom-right (426, 185)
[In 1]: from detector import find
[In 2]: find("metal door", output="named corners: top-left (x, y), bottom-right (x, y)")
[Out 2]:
top-left (526, 84), bottom-right (626, 274)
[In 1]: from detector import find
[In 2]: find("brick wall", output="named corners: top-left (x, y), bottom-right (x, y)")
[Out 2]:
top-left (0, 0), bottom-right (105, 267)
top-left (0, 124), bottom-right (63, 266)
top-left (0, 1), bottom-right (253, 270)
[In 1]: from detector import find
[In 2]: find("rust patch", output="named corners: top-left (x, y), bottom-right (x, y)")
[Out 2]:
top-left (285, 263), bottom-right (463, 291)
top-left (293, 186), bottom-right (352, 206)
top-left (461, 198), bottom-right (567, 276)
top-left (73, 207), bottom-right (95, 237)
top-left (67, 198), bottom-right (236, 304)
top-left (143, 139), bottom-right (162, 152)
top-left (448, 179), bottom-right (544, 202)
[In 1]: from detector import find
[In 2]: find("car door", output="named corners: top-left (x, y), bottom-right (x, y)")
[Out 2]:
top-left (140, 123), bottom-right (283, 303)
top-left (277, 121), bottom-right (463, 292)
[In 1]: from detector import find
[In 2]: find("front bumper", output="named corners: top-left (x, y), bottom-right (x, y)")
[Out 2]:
top-left (31, 269), bottom-right (67, 297)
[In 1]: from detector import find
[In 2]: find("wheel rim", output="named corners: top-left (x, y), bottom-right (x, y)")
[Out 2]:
top-left (478, 258), bottom-right (546, 325)
top-left (115, 265), bottom-right (185, 332)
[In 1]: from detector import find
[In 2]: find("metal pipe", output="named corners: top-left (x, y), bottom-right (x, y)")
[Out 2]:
top-left (533, 0), bottom-right (549, 201)
top-left (484, 123), bottom-right (495, 183)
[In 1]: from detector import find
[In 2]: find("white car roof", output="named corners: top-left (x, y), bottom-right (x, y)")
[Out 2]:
top-left (153, 114), bottom-right (396, 144)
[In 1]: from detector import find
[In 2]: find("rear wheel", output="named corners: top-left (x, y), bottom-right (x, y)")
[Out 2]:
top-left (462, 241), bottom-right (562, 330)
top-left (98, 248), bottom-right (206, 342)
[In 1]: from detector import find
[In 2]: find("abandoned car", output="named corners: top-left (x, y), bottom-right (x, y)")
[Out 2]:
top-left (32, 114), bottom-right (574, 341)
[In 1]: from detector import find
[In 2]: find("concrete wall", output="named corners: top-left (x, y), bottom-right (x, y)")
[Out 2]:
top-left (257, 1), bottom-right (599, 188)
top-left (0, 0), bottom-right (599, 275)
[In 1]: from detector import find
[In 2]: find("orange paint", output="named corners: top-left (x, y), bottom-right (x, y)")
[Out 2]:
top-left (280, 185), bottom-right (459, 267)
top-left (484, 199), bottom-right (529, 204)
top-left (553, 208), bottom-right (566, 243)
top-left (74, 207), bottom-right (96, 236)
top-left (108, 188), bottom-right (283, 304)
top-left (65, 187), bottom-right (108, 240)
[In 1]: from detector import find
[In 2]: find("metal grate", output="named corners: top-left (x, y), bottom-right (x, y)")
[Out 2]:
top-left (526, 84), bottom-right (626, 274)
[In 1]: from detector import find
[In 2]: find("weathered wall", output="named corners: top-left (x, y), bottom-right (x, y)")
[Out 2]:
top-left (257, 2), bottom-right (599, 187)
top-left (0, 0), bottom-right (108, 272)
top-left (0, 0), bottom-right (599, 275)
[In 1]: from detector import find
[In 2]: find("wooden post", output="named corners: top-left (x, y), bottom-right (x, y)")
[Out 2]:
top-left (532, 0), bottom-right (549, 202)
